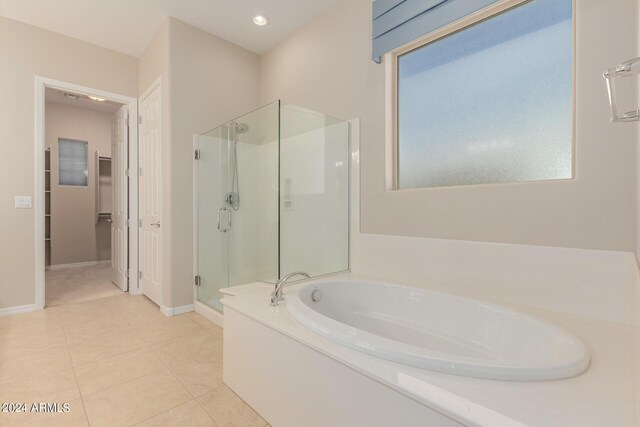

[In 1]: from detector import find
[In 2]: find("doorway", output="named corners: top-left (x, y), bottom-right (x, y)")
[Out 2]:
top-left (35, 77), bottom-right (140, 309)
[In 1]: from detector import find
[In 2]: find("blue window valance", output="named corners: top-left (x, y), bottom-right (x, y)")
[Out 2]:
top-left (372, 0), bottom-right (500, 63)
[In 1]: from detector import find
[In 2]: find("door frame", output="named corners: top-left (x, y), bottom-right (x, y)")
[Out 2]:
top-left (34, 76), bottom-right (140, 309)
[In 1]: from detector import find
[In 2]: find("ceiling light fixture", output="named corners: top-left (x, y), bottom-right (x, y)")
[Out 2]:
top-left (252, 15), bottom-right (268, 26)
top-left (88, 96), bottom-right (106, 102)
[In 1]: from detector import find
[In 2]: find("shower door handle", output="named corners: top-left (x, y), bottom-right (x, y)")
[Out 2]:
top-left (217, 207), bottom-right (231, 233)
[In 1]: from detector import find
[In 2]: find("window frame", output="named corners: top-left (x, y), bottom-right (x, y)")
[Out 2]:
top-left (384, 0), bottom-right (576, 191)
top-left (58, 137), bottom-right (90, 188)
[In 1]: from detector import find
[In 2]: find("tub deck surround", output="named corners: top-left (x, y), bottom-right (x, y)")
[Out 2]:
top-left (221, 276), bottom-right (639, 427)
top-left (285, 280), bottom-right (590, 381)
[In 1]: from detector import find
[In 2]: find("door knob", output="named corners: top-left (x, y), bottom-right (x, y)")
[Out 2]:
top-left (151, 221), bottom-right (160, 228)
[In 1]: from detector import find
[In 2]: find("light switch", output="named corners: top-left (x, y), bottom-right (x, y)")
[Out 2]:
top-left (15, 196), bottom-right (32, 209)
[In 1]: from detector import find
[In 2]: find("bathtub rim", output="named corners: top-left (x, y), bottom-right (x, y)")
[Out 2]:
top-left (220, 274), bottom-right (639, 427)
top-left (285, 279), bottom-right (590, 381)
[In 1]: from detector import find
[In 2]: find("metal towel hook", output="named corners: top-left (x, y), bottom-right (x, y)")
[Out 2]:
top-left (603, 57), bottom-right (640, 123)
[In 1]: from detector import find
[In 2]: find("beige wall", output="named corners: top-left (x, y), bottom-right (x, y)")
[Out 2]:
top-left (3, 2), bottom-right (638, 311)
top-left (45, 102), bottom-right (112, 265)
top-left (0, 16), bottom-right (137, 310)
top-left (169, 18), bottom-right (260, 307)
top-left (261, 0), bottom-right (638, 252)
top-left (139, 18), bottom-right (261, 308)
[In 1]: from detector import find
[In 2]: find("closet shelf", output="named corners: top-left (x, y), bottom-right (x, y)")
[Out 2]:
top-left (95, 151), bottom-right (113, 224)
top-left (44, 148), bottom-right (51, 268)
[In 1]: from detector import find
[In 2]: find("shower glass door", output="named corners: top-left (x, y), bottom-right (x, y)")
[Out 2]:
top-left (195, 125), bottom-right (230, 312)
top-left (195, 100), bottom-right (349, 314)
top-left (196, 101), bottom-right (280, 313)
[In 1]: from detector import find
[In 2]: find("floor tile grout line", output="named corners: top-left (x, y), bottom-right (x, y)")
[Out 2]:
top-left (78, 319), bottom-right (202, 408)
top-left (14, 293), bottom-right (233, 426)
top-left (101, 324), bottom-right (215, 426)
top-left (194, 398), bottom-right (222, 427)
top-left (62, 305), bottom-right (160, 366)
top-left (162, 317), bottom-right (267, 426)
top-left (78, 365), bottom-right (167, 400)
top-left (73, 347), bottom-right (161, 397)
top-left (144, 329), bottom-right (202, 399)
top-left (64, 321), bottom-right (142, 342)
top-left (197, 386), bottom-right (268, 427)
top-left (138, 321), bottom-right (210, 351)
top-left (68, 339), bottom-right (151, 370)
top-left (60, 300), bottom-right (167, 404)
top-left (132, 399), bottom-right (213, 426)
top-left (85, 343), bottom-right (193, 426)
top-left (60, 322), bottom-right (91, 426)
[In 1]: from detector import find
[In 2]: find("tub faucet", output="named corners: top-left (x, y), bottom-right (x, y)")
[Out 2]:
top-left (270, 272), bottom-right (311, 306)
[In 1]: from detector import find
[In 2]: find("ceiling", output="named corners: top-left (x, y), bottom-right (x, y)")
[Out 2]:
top-left (0, 0), bottom-right (339, 56)
top-left (45, 88), bottom-right (123, 114)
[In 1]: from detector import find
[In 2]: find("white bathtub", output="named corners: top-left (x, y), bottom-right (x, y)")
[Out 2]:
top-left (286, 280), bottom-right (590, 381)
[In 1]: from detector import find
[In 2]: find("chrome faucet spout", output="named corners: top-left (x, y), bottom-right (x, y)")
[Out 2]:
top-left (270, 272), bottom-right (311, 306)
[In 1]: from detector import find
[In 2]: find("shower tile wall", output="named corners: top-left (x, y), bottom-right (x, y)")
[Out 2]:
top-left (280, 104), bottom-right (349, 277)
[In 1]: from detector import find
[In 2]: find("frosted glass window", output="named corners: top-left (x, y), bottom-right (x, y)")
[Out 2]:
top-left (397, 0), bottom-right (573, 189)
top-left (59, 139), bottom-right (88, 186)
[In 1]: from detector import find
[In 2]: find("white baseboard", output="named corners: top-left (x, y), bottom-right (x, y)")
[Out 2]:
top-left (0, 303), bottom-right (38, 317)
top-left (195, 301), bottom-right (224, 328)
top-left (161, 304), bottom-right (194, 317)
top-left (48, 260), bottom-right (111, 270)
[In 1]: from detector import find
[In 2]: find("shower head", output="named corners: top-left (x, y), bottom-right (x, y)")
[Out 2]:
top-left (234, 122), bottom-right (250, 134)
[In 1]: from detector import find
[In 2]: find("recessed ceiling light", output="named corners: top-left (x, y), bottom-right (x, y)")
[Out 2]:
top-left (88, 96), bottom-right (106, 102)
top-left (253, 15), bottom-right (268, 26)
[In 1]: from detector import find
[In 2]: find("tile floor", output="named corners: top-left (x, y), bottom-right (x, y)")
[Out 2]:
top-left (0, 294), bottom-right (269, 426)
top-left (46, 264), bottom-right (124, 307)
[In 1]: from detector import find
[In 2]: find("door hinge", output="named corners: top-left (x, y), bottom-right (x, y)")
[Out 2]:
top-left (138, 218), bottom-right (142, 227)
top-left (194, 275), bottom-right (201, 287)
top-left (126, 219), bottom-right (130, 227)
top-left (139, 167), bottom-right (142, 177)
top-left (194, 149), bottom-right (201, 160)
top-left (138, 115), bottom-right (142, 125)
top-left (139, 271), bottom-right (143, 280)
top-left (125, 168), bottom-right (130, 177)
top-left (125, 269), bottom-right (130, 279)
top-left (125, 115), bottom-right (130, 127)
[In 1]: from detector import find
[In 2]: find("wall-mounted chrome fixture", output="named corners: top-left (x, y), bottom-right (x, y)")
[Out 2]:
top-left (603, 57), bottom-right (640, 122)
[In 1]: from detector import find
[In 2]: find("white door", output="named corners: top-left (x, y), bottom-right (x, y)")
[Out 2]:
top-left (139, 84), bottom-right (162, 306)
top-left (111, 105), bottom-right (129, 291)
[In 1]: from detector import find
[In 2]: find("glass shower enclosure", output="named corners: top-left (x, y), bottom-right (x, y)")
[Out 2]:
top-left (195, 101), bottom-right (349, 312)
